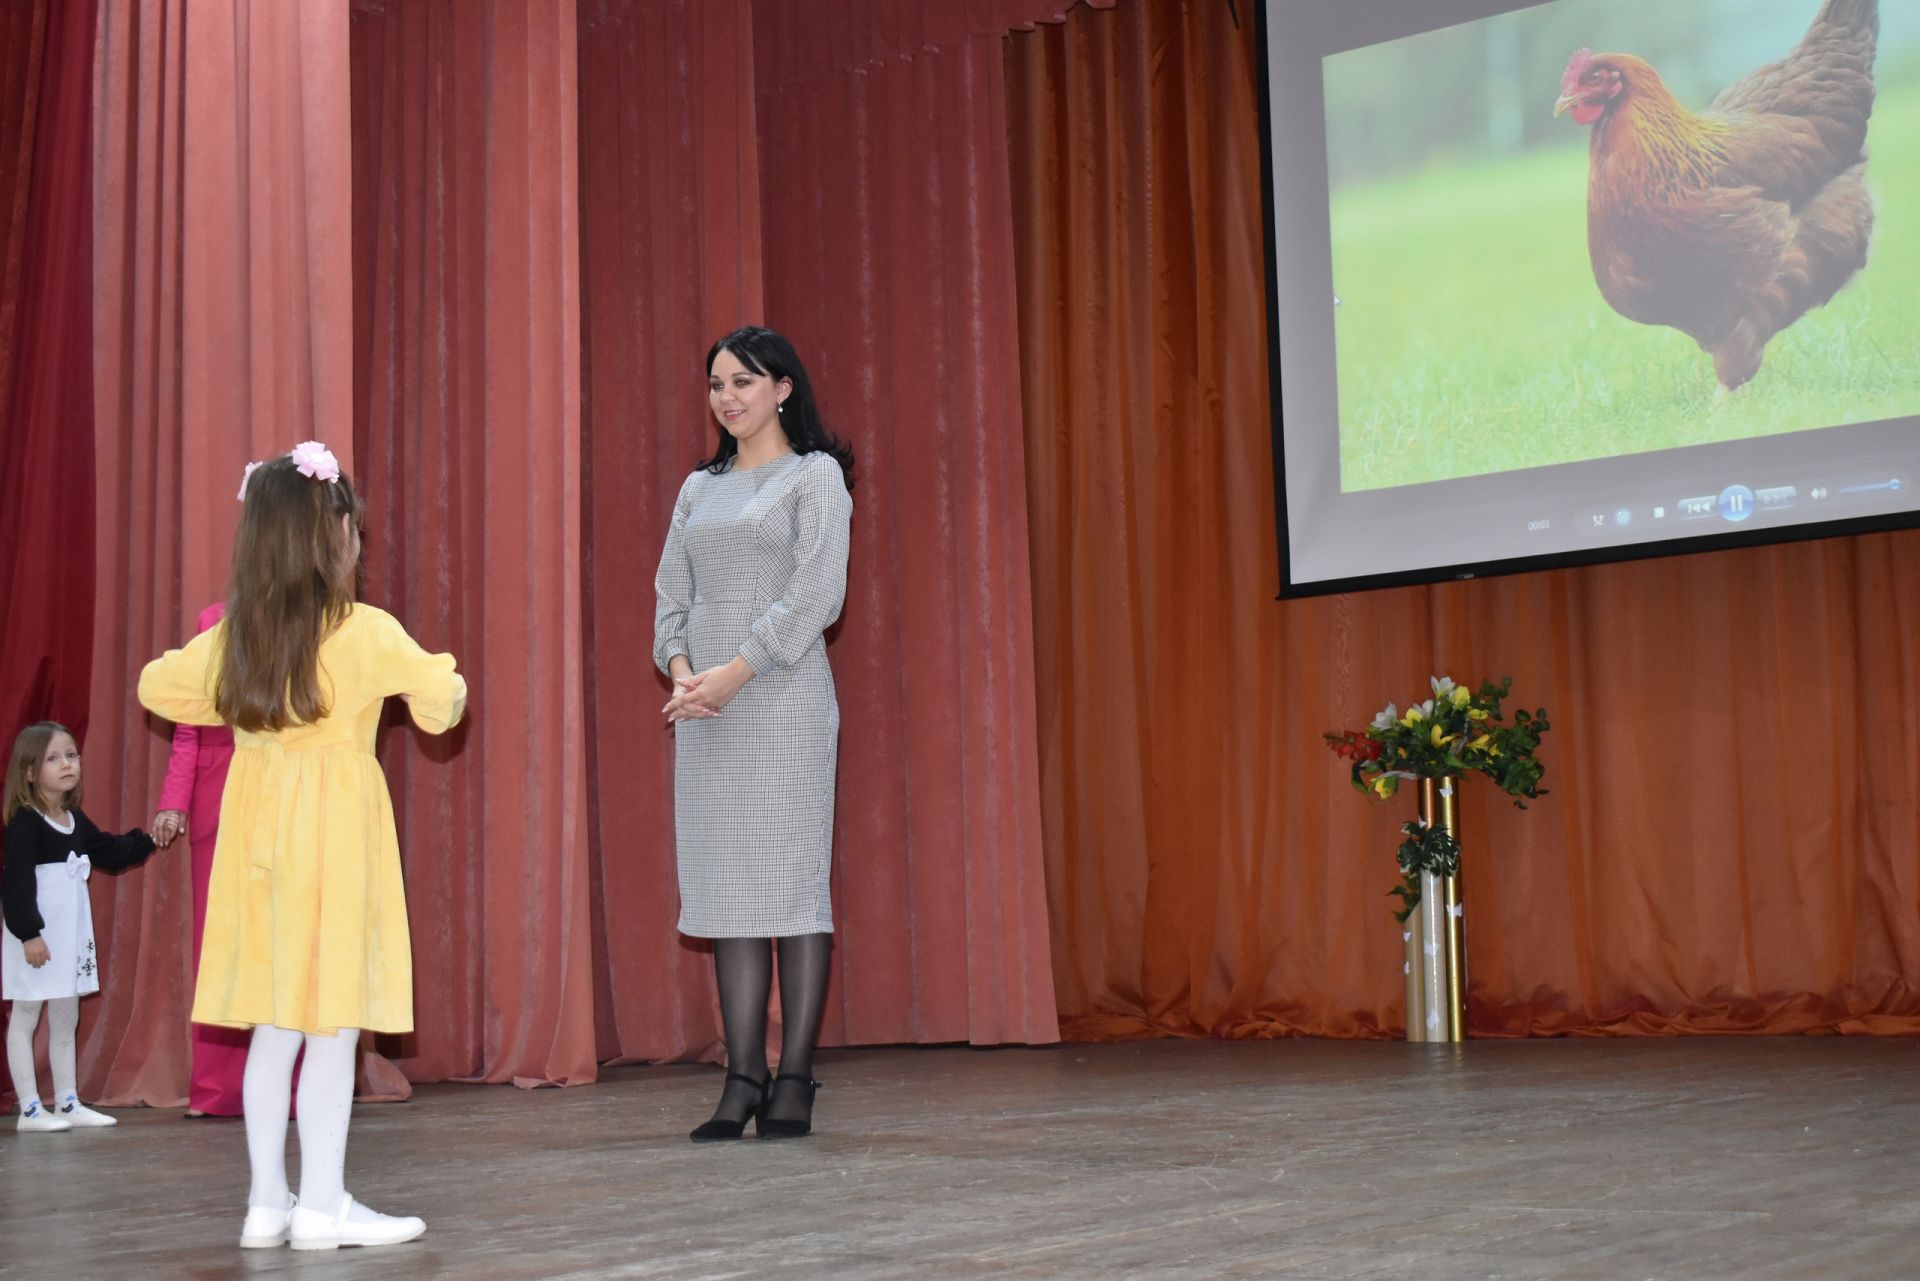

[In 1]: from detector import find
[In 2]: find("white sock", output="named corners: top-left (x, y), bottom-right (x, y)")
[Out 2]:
top-left (47, 996), bottom-right (78, 1102)
top-left (6, 999), bottom-right (43, 1108)
top-left (244, 1025), bottom-right (304, 1209)
top-left (294, 1027), bottom-right (359, 1218)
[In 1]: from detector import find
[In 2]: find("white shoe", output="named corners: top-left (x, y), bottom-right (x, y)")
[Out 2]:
top-left (239, 1196), bottom-right (297, 1249)
top-left (57, 1098), bottom-right (117, 1127)
top-left (17, 1102), bottom-right (71, 1133)
top-left (288, 1193), bottom-right (425, 1251)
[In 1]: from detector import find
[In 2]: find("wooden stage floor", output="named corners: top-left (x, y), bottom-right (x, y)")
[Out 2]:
top-left (6, 1037), bottom-right (1916, 1279)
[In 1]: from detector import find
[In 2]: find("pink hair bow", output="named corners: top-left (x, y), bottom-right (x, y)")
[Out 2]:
top-left (237, 460), bottom-right (263, 501)
top-left (289, 441), bottom-right (341, 484)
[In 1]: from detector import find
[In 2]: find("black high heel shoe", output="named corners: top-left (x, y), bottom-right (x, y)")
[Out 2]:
top-left (689, 1072), bottom-right (770, 1143)
top-left (755, 1073), bottom-right (819, 1140)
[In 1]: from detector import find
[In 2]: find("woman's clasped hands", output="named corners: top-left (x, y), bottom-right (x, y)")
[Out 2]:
top-left (663, 658), bottom-right (752, 723)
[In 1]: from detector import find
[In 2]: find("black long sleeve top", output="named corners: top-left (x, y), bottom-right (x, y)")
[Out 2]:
top-left (1, 807), bottom-right (157, 943)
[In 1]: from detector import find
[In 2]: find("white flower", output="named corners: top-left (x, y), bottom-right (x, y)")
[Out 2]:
top-left (1370, 703), bottom-right (1399, 731)
top-left (1430, 675), bottom-right (1456, 699)
top-left (289, 440), bottom-right (340, 483)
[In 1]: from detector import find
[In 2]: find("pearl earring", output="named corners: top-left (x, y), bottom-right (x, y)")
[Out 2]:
top-left (778, 403), bottom-right (785, 414)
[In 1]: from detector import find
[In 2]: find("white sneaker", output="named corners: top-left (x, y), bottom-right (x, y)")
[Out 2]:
top-left (239, 1197), bottom-right (297, 1249)
top-left (17, 1102), bottom-right (71, 1133)
top-left (288, 1193), bottom-right (425, 1251)
top-left (57, 1098), bottom-right (117, 1127)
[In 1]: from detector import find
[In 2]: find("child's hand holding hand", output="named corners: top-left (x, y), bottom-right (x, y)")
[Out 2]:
top-left (152, 810), bottom-right (187, 847)
top-left (23, 938), bottom-right (49, 967)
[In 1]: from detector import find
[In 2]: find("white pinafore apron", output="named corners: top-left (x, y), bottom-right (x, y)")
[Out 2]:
top-left (1, 814), bottom-right (97, 1001)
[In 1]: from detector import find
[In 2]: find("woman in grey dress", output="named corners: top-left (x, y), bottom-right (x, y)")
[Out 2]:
top-left (654, 326), bottom-right (854, 1142)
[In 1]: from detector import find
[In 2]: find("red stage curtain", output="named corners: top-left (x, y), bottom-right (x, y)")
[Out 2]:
top-left (86, 0), bottom-right (370, 1104)
top-left (0, 0), bottom-right (47, 429)
top-left (351, 0), bottom-right (598, 1087)
top-left (0, 0), bottom-right (96, 1115)
top-left (1007, 0), bottom-right (1920, 1040)
top-left (178, 0), bottom-right (356, 605)
top-left (575, 0), bottom-right (765, 1066)
top-left (0, 0), bottom-right (95, 771)
top-left (745, 0), bottom-right (1092, 1048)
top-left (56, 0), bottom-right (1909, 1104)
top-left (564, 0), bottom-right (1081, 1064)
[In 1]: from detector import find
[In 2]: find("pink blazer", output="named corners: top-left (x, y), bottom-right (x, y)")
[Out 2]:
top-left (157, 602), bottom-right (234, 820)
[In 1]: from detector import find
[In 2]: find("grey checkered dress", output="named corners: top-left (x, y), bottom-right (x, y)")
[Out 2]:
top-left (653, 449), bottom-right (853, 937)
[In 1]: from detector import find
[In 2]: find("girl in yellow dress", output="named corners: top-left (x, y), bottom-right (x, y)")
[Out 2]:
top-left (139, 442), bottom-right (465, 1253)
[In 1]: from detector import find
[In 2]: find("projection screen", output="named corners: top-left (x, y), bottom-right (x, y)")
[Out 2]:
top-left (1260, 0), bottom-right (1920, 596)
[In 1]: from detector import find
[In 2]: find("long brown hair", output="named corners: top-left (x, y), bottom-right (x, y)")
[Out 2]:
top-left (215, 454), bottom-right (364, 732)
top-left (4, 722), bottom-right (81, 823)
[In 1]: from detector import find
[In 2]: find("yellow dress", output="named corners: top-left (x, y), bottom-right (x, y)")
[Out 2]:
top-left (138, 604), bottom-right (465, 1036)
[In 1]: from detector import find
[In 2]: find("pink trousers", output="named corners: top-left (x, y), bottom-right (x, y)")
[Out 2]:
top-left (187, 805), bottom-right (251, 1116)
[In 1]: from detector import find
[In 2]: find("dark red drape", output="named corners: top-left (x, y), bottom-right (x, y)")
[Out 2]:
top-left (352, 0), bottom-right (597, 1087)
top-left (575, 0), bottom-right (764, 1066)
top-left (745, 0), bottom-right (1091, 1047)
top-left (0, 0), bottom-right (95, 757)
top-left (0, 0), bottom-right (96, 1116)
top-left (569, 0), bottom-right (1091, 1067)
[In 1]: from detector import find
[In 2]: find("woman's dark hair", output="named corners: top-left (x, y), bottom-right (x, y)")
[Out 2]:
top-left (700, 326), bottom-right (855, 490)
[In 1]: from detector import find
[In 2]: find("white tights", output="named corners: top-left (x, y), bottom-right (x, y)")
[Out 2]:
top-left (6, 996), bottom-right (78, 1108)
top-left (244, 1025), bottom-right (358, 1216)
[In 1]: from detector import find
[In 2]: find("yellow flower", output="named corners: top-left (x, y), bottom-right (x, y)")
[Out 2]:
top-left (1450, 686), bottom-right (1472, 709)
top-left (1467, 708), bottom-right (1490, 721)
top-left (1400, 706), bottom-right (1425, 726)
top-left (1371, 776), bottom-right (1395, 798)
top-left (1429, 724), bottom-right (1454, 747)
top-left (1470, 734), bottom-right (1491, 751)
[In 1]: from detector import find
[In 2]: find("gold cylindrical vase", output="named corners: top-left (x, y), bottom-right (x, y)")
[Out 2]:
top-left (1416, 775), bottom-right (1468, 1043)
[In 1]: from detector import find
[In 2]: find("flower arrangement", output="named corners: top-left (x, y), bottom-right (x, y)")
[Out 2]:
top-left (1326, 676), bottom-right (1549, 919)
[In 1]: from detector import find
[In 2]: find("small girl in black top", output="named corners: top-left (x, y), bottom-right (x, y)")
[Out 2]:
top-left (2, 722), bottom-right (161, 1131)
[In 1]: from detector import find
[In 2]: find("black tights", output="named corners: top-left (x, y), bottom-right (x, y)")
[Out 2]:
top-left (708, 934), bottom-right (831, 1125)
